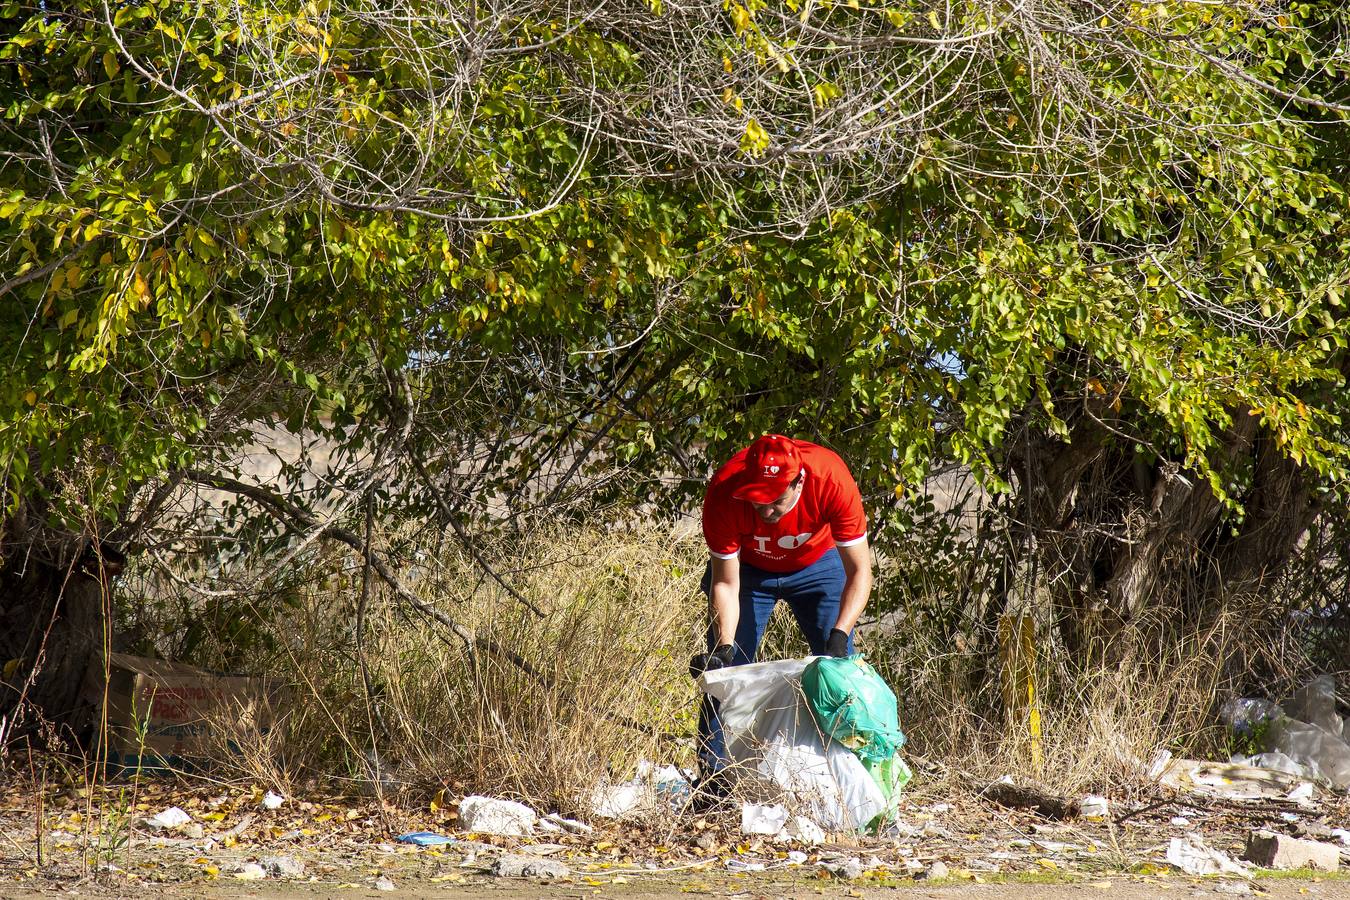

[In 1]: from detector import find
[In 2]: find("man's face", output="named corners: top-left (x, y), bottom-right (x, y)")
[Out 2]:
top-left (750, 473), bottom-right (804, 524)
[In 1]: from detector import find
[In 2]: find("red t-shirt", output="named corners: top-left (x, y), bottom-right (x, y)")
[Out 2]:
top-left (702, 440), bottom-right (868, 573)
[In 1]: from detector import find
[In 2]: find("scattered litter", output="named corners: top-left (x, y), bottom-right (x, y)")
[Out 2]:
top-left (822, 857), bottom-right (865, 880)
top-left (1287, 781), bottom-right (1315, 802)
top-left (542, 813), bottom-right (593, 834)
top-left (1079, 795), bottom-right (1109, 819)
top-left (1279, 812), bottom-right (1301, 823)
top-left (1222, 677), bottom-right (1350, 790)
top-left (590, 778), bottom-right (649, 819)
top-left (927, 802), bottom-right (953, 814)
top-left (374, 876), bottom-right (396, 891)
top-left (459, 795), bottom-right (536, 836)
top-left (1147, 749), bottom-right (1173, 779)
top-left (397, 831), bottom-right (456, 847)
top-left (925, 860), bottom-right (950, 880)
top-left (1165, 835), bottom-right (1251, 876)
top-left (261, 790), bottom-right (285, 810)
top-left (1331, 828), bottom-right (1350, 846)
top-left (1159, 758), bottom-right (1308, 800)
top-left (647, 761), bottom-right (693, 807)
top-left (741, 802), bottom-right (790, 836)
top-left (1170, 816), bottom-right (1191, 827)
top-left (725, 858), bottom-right (766, 872)
top-left (492, 854), bottom-right (571, 879)
top-left (519, 843), bottom-right (567, 856)
top-left (783, 814), bottom-right (826, 845)
top-left (234, 862), bottom-right (267, 881)
top-left (1221, 698), bottom-right (1282, 735)
top-left (144, 807), bottom-right (192, 830)
top-left (786, 851), bottom-right (809, 865)
top-left (260, 855), bottom-right (305, 878)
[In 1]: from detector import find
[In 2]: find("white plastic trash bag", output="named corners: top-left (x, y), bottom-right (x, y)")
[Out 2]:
top-left (700, 658), bottom-right (888, 832)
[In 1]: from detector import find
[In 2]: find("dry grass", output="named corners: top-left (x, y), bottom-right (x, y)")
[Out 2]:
top-left (146, 523), bottom-right (1309, 812)
top-left (868, 593), bottom-right (1301, 799)
top-left (200, 524), bottom-right (705, 812)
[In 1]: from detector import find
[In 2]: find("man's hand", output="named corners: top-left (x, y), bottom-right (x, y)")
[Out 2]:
top-left (825, 628), bottom-right (851, 658)
top-left (689, 644), bottom-right (735, 679)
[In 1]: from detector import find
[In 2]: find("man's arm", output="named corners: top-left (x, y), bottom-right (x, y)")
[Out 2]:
top-left (709, 554), bottom-right (741, 648)
top-left (833, 537), bottom-right (873, 634)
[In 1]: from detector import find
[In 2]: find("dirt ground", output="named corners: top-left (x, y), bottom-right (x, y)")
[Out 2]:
top-left (4, 773), bottom-right (1350, 899)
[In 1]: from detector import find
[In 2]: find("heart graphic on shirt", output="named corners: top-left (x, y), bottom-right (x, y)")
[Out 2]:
top-left (776, 532), bottom-right (812, 550)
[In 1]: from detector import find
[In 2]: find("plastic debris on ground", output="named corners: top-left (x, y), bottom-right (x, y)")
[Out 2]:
top-left (397, 831), bottom-right (456, 846)
top-left (590, 759), bottom-right (691, 819)
top-left (144, 807), bottom-right (192, 830)
top-left (741, 802), bottom-right (789, 835)
top-left (1221, 675), bottom-right (1350, 790)
top-left (261, 790), bottom-right (285, 810)
top-left (542, 813), bottom-right (593, 834)
top-left (725, 858), bottom-right (766, 872)
top-left (233, 862), bottom-right (267, 880)
top-left (701, 657), bottom-right (909, 832)
top-left (459, 795), bottom-right (537, 836)
top-left (492, 854), bottom-right (570, 879)
top-left (1158, 758), bottom-right (1312, 800)
top-left (1079, 795), bottom-right (1109, 819)
top-left (1165, 834), bottom-right (1252, 877)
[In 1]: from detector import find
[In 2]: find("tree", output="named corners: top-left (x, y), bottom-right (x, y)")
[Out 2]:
top-left (3, 0), bottom-right (1349, 734)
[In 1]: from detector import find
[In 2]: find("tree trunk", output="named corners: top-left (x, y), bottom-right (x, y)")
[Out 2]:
top-left (0, 555), bottom-right (109, 745)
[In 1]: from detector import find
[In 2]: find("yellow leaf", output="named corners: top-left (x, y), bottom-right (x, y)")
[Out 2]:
top-left (103, 51), bottom-right (120, 79)
top-left (24, 390), bottom-right (37, 407)
top-left (223, 834), bottom-right (237, 848)
top-left (594, 841), bottom-right (614, 852)
top-left (722, 55), bottom-right (733, 73)
top-left (1036, 858), bottom-right (1058, 870)
top-left (928, 9), bottom-right (941, 29)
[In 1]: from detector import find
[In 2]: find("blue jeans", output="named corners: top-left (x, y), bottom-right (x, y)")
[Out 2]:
top-left (696, 548), bottom-right (853, 775)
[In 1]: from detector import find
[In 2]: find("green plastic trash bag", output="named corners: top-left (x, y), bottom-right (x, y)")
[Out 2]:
top-left (801, 654), bottom-right (905, 765)
top-left (863, 755), bottom-right (912, 831)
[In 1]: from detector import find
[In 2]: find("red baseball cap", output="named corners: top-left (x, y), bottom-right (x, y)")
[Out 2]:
top-left (732, 434), bottom-right (803, 504)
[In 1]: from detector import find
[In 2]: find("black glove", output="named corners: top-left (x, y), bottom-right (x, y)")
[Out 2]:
top-left (825, 628), bottom-right (851, 658)
top-left (689, 644), bottom-right (735, 679)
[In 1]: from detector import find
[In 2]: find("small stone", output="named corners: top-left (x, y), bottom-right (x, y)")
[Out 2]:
top-left (374, 875), bottom-right (396, 891)
top-left (261, 855), bottom-right (306, 878)
top-left (1213, 882), bottom-right (1252, 895)
top-left (492, 854), bottom-right (571, 879)
top-left (184, 824), bottom-right (205, 840)
top-left (1243, 830), bottom-right (1340, 871)
top-left (925, 861), bottom-right (950, 880)
top-left (693, 832), bottom-right (717, 851)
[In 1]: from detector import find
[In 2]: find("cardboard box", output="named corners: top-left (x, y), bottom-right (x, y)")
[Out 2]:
top-left (82, 652), bottom-right (281, 772)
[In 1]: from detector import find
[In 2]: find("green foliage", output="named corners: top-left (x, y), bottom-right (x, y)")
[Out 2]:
top-left (2, 0), bottom-right (1350, 565)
